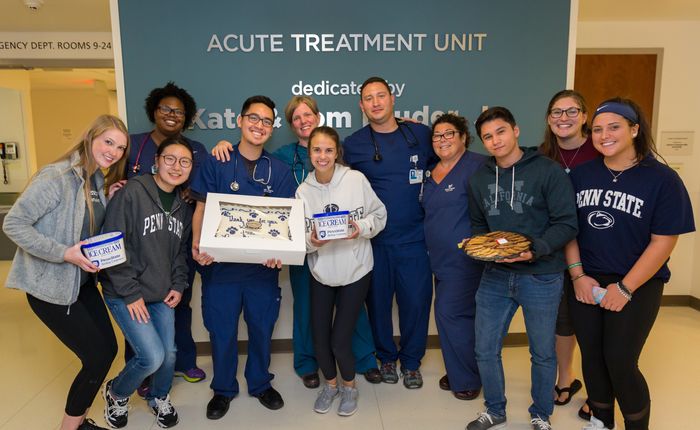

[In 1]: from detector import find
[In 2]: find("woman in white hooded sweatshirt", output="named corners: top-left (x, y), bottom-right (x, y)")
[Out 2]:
top-left (295, 126), bottom-right (387, 417)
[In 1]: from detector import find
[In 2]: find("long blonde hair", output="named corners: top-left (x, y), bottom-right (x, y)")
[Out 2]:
top-left (54, 114), bottom-right (130, 234)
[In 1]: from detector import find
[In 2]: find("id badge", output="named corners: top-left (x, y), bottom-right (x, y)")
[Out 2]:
top-left (409, 169), bottom-right (423, 184)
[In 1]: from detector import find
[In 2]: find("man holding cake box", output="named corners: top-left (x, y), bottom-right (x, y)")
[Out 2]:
top-left (465, 107), bottom-right (578, 430)
top-left (189, 96), bottom-right (296, 419)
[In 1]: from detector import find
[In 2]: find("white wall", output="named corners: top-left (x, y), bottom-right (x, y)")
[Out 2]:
top-left (0, 70), bottom-right (36, 191)
top-left (30, 89), bottom-right (111, 169)
top-left (577, 20), bottom-right (700, 298)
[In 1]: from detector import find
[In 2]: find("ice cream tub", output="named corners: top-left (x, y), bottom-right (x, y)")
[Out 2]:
top-left (81, 231), bottom-right (127, 269)
top-left (313, 211), bottom-right (350, 240)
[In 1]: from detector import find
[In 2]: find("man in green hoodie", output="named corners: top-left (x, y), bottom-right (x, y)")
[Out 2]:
top-left (465, 107), bottom-right (578, 430)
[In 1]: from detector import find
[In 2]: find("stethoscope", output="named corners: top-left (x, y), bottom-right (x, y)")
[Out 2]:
top-left (369, 119), bottom-right (420, 162)
top-left (131, 133), bottom-right (154, 174)
top-left (229, 148), bottom-right (272, 194)
top-left (292, 143), bottom-right (306, 185)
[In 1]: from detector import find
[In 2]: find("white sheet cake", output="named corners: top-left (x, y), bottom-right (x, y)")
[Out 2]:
top-left (215, 202), bottom-right (292, 241)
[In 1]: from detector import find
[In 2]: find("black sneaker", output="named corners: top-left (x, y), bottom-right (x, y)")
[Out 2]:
top-left (102, 380), bottom-right (129, 429)
top-left (78, 418), bottom-right (109, 430)
top-left (150, 394), bottom-right (179, 428)
top-left (379, 362), bottom-right (399, 384)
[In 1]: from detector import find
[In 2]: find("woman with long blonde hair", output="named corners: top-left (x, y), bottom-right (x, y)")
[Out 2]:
top-left (3, 114), bottom-right (130, 430)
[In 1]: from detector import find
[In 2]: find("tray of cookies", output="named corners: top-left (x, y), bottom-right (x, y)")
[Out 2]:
top-left (458, 231), bottom-right (531, 262)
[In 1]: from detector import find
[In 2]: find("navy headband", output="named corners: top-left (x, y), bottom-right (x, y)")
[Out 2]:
top-left (592, 101), bottom-right (639, 124)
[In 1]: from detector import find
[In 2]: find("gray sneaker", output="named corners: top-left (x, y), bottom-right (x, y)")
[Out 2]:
top-left (313, 383), bottom-right (338, 414)
top-left (531, 417), bottom-right (552, 430)
top-left (337, 385), bottom-right (358, 417)
top-left (401, 368), bottom-right (423, 389)
top-left (466, 411), bottom-right (507, 430)
top-left (379, 362), bottom-right (399, 384)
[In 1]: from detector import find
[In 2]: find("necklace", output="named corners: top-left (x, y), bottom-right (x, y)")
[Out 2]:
top-left (604, 161), bottom-right (638, 183)
top-left (557, 142), bottom-right (583, 174)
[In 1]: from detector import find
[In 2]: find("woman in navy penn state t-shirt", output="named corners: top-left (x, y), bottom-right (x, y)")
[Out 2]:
top-left (565, 98), bottom-right (694, 430)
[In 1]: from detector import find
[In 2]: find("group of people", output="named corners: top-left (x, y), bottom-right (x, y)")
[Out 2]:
top-left (3, 76), bottom-right (694, 430)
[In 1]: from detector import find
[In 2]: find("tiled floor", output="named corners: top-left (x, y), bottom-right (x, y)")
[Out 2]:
top-left (1, 261), bottom-right (698, 429)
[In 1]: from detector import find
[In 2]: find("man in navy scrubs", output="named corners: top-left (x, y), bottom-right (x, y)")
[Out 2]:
top-left (190, 96), bottom-right (295, 419)
top-left (342, 76), bottom-right (437, 389)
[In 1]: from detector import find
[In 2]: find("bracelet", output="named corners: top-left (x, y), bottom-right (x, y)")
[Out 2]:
top-left (567, 262), bottom-right (582, 269)
top-left (571, 273), bottom-right (587, 281)
top-left (616, 281), bottom-right (633, 301)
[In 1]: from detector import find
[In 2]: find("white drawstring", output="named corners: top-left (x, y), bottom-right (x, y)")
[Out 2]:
top-left (494, 165), bottom-right (515, 210)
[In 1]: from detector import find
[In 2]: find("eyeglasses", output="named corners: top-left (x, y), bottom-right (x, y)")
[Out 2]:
top-left (432, 129), bottom-right (458, 142)
top-left (549, 107), bottom-right (582, 119)
top-left (243, 113), bottom-right (274, 127)
top-left (157, 105), bottom-right (185, 118)
top-left (160, 154), bottom-right (192, 168)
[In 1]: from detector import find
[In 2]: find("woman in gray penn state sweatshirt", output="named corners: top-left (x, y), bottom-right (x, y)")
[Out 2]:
top-left (99, 174), bottom-right (192, 304)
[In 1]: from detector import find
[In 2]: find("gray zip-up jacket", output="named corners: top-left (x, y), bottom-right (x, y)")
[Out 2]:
top-left (3, 152), bottom-right (107, 305)
top-left (99, 175), bottom-right (192, 304)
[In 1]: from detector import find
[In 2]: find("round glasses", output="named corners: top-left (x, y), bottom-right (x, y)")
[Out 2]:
top-left (160, 154), bottom-right (192, 168)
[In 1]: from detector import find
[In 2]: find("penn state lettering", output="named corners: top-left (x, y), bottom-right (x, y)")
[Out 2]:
top-left (576, 188), bottom-right (644, 219)
top-left (142, 212), bottom-right (185, 238)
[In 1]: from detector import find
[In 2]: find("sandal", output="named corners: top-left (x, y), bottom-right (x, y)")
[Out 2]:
top-left (578, 399), bottom-right (592, 421)
top-left (554, 378), bottom-right (582, 405)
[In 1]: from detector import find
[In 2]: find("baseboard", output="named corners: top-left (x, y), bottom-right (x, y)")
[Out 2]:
top-left (194, 298), bottom-right (698, 356)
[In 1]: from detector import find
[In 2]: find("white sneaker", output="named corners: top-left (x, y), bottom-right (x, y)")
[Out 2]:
top-left (583, 416), bottom-right (614, 429)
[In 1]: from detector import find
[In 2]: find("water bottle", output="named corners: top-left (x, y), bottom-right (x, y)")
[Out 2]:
top-left (592, 286), bottom-right (607, 304)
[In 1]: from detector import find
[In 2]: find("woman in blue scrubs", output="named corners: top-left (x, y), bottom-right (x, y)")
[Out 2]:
top-left (421, 113), bottom-right (485, 400)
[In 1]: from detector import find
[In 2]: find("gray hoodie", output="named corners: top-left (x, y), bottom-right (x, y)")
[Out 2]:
top-left (295, 164), bottom-right (387, 286)
top-left (99, 175), bottom-right (192, 304)
top-left (3, 152), bottom-right (106, 306)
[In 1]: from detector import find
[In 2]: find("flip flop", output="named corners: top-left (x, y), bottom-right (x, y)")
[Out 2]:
top-left (554, 378), bottom-right (582, 405)
top-left (578, 399), bottom-right (592, 421)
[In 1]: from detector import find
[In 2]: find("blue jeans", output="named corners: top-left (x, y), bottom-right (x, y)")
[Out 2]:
top-left (474, 266), bottom-right (562, 420)
top-left (105, 297), bottom-right (176, 401)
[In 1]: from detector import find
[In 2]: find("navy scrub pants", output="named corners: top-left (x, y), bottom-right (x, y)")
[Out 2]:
top-left (434, 274), bottom-right (482, 391)
top-left (202, 278), bottom-right (281, 397)
top-left (290, 259), bottom-right (378, 377)
top-left (367, 241), bottom-right (433, 371)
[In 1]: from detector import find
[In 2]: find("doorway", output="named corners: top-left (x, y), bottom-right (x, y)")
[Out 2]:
top-left (574, 49), bottom-right (662, 134)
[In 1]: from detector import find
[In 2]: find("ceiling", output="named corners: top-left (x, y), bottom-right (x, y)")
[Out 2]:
top-left (0, 0), bottom-right (698, 92)
top-left (0, 0), bottom-right (699, 33)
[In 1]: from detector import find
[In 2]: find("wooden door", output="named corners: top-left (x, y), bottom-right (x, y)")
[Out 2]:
top-left (574, 52), bottom-right (660, 131)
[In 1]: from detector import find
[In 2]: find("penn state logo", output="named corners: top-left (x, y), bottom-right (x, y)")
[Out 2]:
top-left (588, 210), bottom-right (615, 229)
top-left (324, 204), bottom-right (339, 213)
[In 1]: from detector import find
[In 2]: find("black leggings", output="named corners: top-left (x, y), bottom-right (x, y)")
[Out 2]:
top-left (27, 281), bottom-right (117, 417)
top-left (569, 274), bottom-right (663, 430)
top-left (311, 272), bottom-right (371, 382)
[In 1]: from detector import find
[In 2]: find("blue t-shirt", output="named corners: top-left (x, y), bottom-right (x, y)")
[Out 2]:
top-left (570, 156), bottom-right (695, 282)
top-left (421, 151), bottom-right (485, 280)
top-left (272, 141), bottom-right (311, 188)
top-left (343, 121), bottom-right (437, 245)
top-left (126, 132), bottom-right (207, 187)
top-left (190, 145), bottom-right (296, 284)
